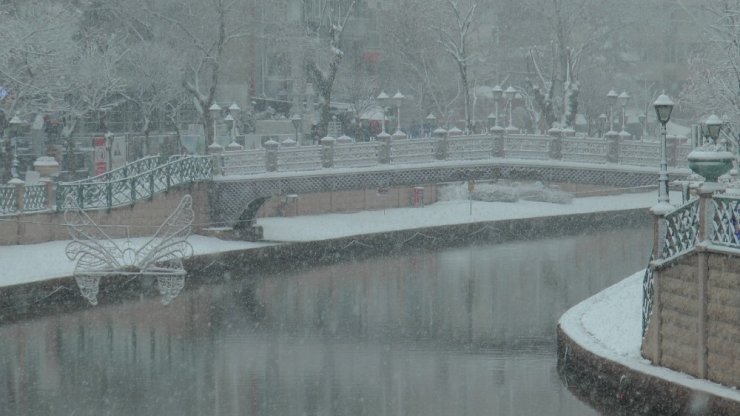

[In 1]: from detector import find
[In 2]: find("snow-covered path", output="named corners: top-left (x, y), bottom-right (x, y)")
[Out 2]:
top-left (1, 190), bottom-right (668, 288)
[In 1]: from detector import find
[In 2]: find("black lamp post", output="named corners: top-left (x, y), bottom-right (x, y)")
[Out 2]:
top-left (704, 114), bottom-right (723, 145)
top-left (492, 85), bottom-right (503, 129)
top-left (105, 132), bottom-right (113, 172)
top-left (9, 115), bottom-right (22, 179)
top-left (291, 113), bottom-right (302, 144)
top-left (653, 94), bottom-right (674, 209)
top-left (606, 89), bottom-right (618, 132)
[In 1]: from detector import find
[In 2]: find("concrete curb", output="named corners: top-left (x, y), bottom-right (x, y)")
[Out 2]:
top-left (557, 323), bottom-right (740, 415)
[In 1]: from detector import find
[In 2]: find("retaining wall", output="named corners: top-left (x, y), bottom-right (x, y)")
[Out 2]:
top-left (642, 249), bottom-right (740, 389)
top-left (0, 184), bottom-right (211, 245)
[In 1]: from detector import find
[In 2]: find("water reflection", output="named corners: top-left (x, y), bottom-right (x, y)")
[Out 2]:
top-left (0, 226), bottom-right (650, 415)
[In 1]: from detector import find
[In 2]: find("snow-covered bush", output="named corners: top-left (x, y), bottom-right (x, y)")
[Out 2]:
top-left (438, 181), bottom-right (573, 204)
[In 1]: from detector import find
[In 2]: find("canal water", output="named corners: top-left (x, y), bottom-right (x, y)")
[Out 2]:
top-left (0, 225), bottom-right (651, 415)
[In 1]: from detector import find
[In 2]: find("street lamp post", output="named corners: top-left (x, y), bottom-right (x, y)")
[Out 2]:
top-left (224, 102), bottom-right (242, 151)
top-left (492, 85), bottom-right (503, 128)
top-left (291, 113), bottom-right (302, 144)
top-left (208, 102), bottom-right (222, 153)
top-left (392, 91), bottom-right (404, 133)
top-left (377, 91), bottom-right (389, 134)
top-left (619, 91), bottom-right (630, 132)
top-left (105, 132), bottom-right (113, 172)
top-left (504, 86), bottom-right (516, 130)
top-left (8, 115), bottom-right (22, 179)
top-left (606, 89), bottom-right (618, 132)
top-left (653, 94), bottom-right (674, 210)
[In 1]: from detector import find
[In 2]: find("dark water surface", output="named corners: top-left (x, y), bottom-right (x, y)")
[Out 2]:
top-left (0, 225), bottom-right (651, 415)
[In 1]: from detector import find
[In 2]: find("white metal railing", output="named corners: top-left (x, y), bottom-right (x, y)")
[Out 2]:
top-left (562, 137), bottom-right (608, 164)
top-left (334, 142), bottom-right (378, 168)
top-left (278, 146), bottom-right (322, 171)
top-left (504, 134), bottom-right (551, 160)
top-left (392, 139), bottom-right (435, 164)
top-left (620, 141), bottom-right (661, 167)
top-left (447, 135), bottom-right (492, 161)
top-left (222, 149), bottom-right (265, 175)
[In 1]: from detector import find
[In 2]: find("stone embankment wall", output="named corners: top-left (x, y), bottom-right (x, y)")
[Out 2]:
top-left (257, 185), bottom-right (438, 217)
top-left (642, 249), bottom-right (740, 389)
top-left (0, 184), bottom-right (210, 245)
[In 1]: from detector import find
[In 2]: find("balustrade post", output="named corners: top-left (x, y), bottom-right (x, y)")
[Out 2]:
top-left (264, 139), bottom-right (279, 172)
top-left (376, 132), bottom-right (391, 164)
top-left (320, 136), bottom-right (336, 168)
top-left (695, 187), bottom-right (713, 378)
top-left (646, 207), bottom-right (668, 362)
top-left (8, 178), bottom-right (24, 212)
top-left (42, 178), bottom-right (55, 211)
top-left (433, 128), bottom-right (448, 160)
top-left (77, 185), bottom-right (85, 209)
top-left (605, 130), bottom-right (620, 163)
top-left (149, 171), bottom-right (155, 200)
top-left (547, 127), bottom-right (562, 160)
top-left (490, 126), bottom-right (505, 158)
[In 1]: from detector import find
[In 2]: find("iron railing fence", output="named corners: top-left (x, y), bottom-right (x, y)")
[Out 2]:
top-left (56, 155), bottom-right (212, 211)
top-left (65, 155), bottom-right (162, 184)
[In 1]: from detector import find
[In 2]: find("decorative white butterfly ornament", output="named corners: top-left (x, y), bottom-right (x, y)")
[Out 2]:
top-left (64, 194), bottom-right (194, 305)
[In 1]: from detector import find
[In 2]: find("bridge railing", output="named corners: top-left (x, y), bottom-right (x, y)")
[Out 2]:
top-left (447, 135), bottom-right (492, 161)
top-left (217, 133), bottom-right (695, 177)
top-left (65, 155), bottom-right (162, 184)
top-left (392, 139), bottom-right (435, 164)
top-left (54, 155), bottom-right (212, 211)
top-left (278, 145), bottom-right (323, 171)
top-left (335, 142), bottom-right (378, 168)
top-left (222, 148), bottom-right (265, 175)
top-left (561, 137), bottom-right (609, 164)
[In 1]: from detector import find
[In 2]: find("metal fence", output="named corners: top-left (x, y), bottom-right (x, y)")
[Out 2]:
top-left (55, 155), bottom-right (212, 211)
top-left (1, 154), bottom-right (213, 215)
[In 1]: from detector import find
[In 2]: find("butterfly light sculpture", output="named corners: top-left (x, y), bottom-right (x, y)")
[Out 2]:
top-left (65, 194), bottom-right (194, 305)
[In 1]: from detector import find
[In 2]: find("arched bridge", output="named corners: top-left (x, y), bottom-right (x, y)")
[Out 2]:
top-left (1, 133), bottom-right (693, 231)
top-left (210, 132), bottom-right (693, 227)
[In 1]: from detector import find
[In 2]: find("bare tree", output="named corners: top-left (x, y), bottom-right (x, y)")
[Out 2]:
top-left (145, 0), bottom-right (250, 147)
top-left (438, 0), bottom-right (477, 132)
top-left (303, 0), bottom-right (356, 141)
top-left (681, 1), bottom-right (740, 130)
top-left (120, 42), bottom-right (187, 154)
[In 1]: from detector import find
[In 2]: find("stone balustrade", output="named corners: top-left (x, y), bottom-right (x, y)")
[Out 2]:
top-left (219, 132), bottom-right (692, 177)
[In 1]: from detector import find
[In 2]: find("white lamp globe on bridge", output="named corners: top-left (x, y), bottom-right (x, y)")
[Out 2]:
top-left (607, 89), bottom-right (618, 106)
top-left (652, 94), bottom-right (673, 125)
top-left (704, 114), bottom-right (723, 143)
top-left (687, 113), bottom-right (733, 188)
top-left (618, 91), bottom-right (630, 107)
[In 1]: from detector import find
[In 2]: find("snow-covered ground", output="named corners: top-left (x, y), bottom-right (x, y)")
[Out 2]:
top-left (560, 271), bottom-right (740, 402)
top-left (1, 189), bottom-right (670, 287)
top-left (259, 189), bottom-right (664, 241)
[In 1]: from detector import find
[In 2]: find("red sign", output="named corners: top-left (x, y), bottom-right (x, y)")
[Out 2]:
top-left (93, 137), bottom-right (107, 176)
